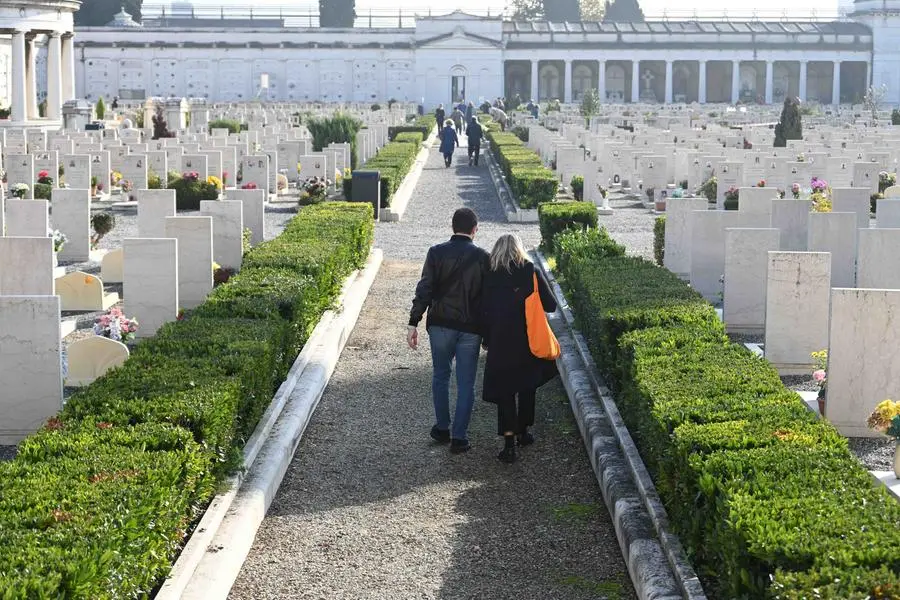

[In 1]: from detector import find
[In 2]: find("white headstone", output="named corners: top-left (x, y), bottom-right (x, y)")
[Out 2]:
top-left (6, 199), bottom-right (48, 237)
top-left (137, 190), bottom-right (177, 238)
top-left (771, 200), bottom-right (812, 251)
top-left (723, 228), bottom-right (780, 334)
top-left (165, 216), bottom-right (213, 309)
top-left (807, 212), bottom-right (858, 288)
top-left (224, 189), bottom-right (265, 245)
top-left (51, 189), bottom-right (91, 262)
top-left (856, 228), bottom-right (900, 289)
top-left (200, 200), bottom-right (244, 271)
top-left (0, 237), bottom-right (54, 295)
top-left (124, 238), bottom-right (179, 338)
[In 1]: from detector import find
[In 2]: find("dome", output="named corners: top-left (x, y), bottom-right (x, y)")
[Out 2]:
top-left (106, 8), bottom-right (141, 27)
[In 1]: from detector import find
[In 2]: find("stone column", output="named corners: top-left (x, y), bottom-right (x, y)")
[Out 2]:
top-left (664, 60), bottom-right (673, 104)
top-left (564, 60), bottom-right (573, 104)
top-left (25, 35), bottom-right (38, 119)
top-left (698, 60), bottom-right (707, 103)
top-left (866, 60), bottom-right (871, 87)
top-left (598, 60), bottom-right (606, 103)
top-left (531, 60), bottom-right (539, 102)
top-left (10, 30), bottom-right (27, 122)
top-left (46, 33), bottom-right (62, 121)
top-left (61, 34), bottom-right (75, 100)
top-left (799, 60), bottom-right (808, 102)
top-left (765, 61), bottom-right (774, 104)
top-left (631, 60), bottom-right (640, 103)
top-left (832, 61), bottom-right (841, 105)
top-left (731, 60), bottom-right (740, 104)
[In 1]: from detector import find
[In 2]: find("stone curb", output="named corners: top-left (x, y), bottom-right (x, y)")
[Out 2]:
top-left (380, 127), bottom-right (437, 222)
top-left (483, 144), bottom-right (540, 223)
top-left (534, 251), bottom-right (707, 600)
top-left (157, 248), bottom-right (384, 600)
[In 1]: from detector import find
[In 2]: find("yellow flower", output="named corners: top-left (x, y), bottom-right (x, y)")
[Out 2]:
top-left (207, 175), bottom-right (223, 190)
top-left (212, 261), bottom-right (220, 272)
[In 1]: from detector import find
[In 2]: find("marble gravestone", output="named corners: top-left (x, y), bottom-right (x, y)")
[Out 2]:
top-left (240, 155), bottom-right (269, 193)
top-left (0, 296), bottom-right (62, 444)
top-left (723, 228), bottom-right (781, 335)
top-left (0, 237), bottom-right (54, 295)
top-left (61, 154), bottom-right (92, 190)
top-left (200, 200), bottom-right (244, 271)
top-left (137, 190), bottom-right (177, 239)
top-left (165, 216), bottom-right (213, 310)
top-left (807, 212), bottom-right (858, 288)
top-left (856, 229), bottom-right (900, 289)
top-left (225, 189), bottom-right (265, 245)
top-left (124, 238), bottom-right (179, 338)
top-left (6, 154), bottom-right (35, 198)
top-left (6, 200), bottom-right (49, 237)
top-left (51, 189), bottom-right (92, 262)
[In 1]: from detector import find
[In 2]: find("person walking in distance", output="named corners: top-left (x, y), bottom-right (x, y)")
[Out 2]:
top-left (480, 234), bottom-right (558, 463)
top-left (439, 119), bottom-right (459, 167)
top-left (408, 208), bottom-right (490, 454)
top-left (466, 116), bottom-right (484, 166)
top-left (451, 106), bottom-right (465, 135)
top-left (435, 104), bottom-right (445, 131)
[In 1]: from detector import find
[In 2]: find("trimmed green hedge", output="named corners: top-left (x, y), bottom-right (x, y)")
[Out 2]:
top-left (208, 118), bottom-right (242, 134)
top-left (555, 232), bottom-right (900, 600)
top-left (0, 202), bottom-right (375, 598)
top-left (486, 129), bottom-right (557, 209)
top-left (388, 115), bottom-right (436, 141)
top-left (538, 201), bottom-right (598, 250)
top-left (344, 140), bottom-right (420, 208)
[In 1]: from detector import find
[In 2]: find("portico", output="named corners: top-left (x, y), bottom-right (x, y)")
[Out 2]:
top-left (0, 0), bottom-right (79, 126)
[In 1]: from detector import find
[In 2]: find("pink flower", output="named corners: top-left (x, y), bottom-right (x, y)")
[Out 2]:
top-left (813, 370), bottom-right (826, 382)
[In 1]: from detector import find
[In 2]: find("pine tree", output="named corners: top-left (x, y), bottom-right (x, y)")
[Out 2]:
top-left (602, 0), bottom-right (645, 22)
top-left (510, 0), bottom-right (544, 20)
top-left (319, 0), bottom-right (355, 28)
top-left (774, 97), bottom-right (802, 148)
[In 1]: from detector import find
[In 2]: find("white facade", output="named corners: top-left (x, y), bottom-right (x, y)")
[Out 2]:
top-left (50, 7), bottom-right (900, 107)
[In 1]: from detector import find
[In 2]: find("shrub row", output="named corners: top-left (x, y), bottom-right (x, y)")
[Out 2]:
top-left (486, 129), bottom-right (557, 209)
top-left (537, 201), bottom-right (598, 250)
top-left (555, 233), bottom-right (900, 600)
top-left (343, 137), bottom-right (421, 208)
top-left (0, 202), bottom-right (375, 598)
top-left (388, 115), bottom-right (436, 141)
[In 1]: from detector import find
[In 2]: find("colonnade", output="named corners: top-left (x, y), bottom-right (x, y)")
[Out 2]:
top-left (9, 29), bottom-right (75, 122)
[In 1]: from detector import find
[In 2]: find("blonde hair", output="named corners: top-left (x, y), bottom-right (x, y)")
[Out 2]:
top-left (490, 234), bottom-right (530, 273)
top-left (444, 119), bottom-right (454, 127)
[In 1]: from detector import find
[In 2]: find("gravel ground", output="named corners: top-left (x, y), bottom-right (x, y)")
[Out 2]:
top-left (230, 141), bottom-right (635, 600)
top-left (596, 195), bottom-right (657, 262)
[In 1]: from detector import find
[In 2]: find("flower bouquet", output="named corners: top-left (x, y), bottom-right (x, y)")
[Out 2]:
top-left (867, 399), bottom-right (900, 477)
top-left (11, 183), bottom-right (28, 198)
top-left (791, 182), bottom-right (801, 199)
top-left (811, 350), bottom-right (827, 415)
top-left (241, 183), bottom-right (258, 190)
top-left (37, 170), bottom-right (53, 185)
top-left (810, 177), bottom-right (831, 213)
top-left (300, 176), bottom-right (331, 205)
top-left (756, 179), bottom-right (766, 188)
top-left (93, 307), bottom-right (138, 342)
top-left (181, 171), bottom-right (200, 183)
top-left (110, 171), bottom-right (123, 188)
top-left (48, 228), bottom-right (67, 253)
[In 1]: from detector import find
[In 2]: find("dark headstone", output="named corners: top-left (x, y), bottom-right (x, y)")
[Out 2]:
top-left (352, 170), bottom-right (381, 220)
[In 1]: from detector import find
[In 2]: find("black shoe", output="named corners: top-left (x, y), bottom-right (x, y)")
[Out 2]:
top-left (430, 426), bottom-right (450, 444)
top-left (450, 439), bottom-right (471, 454)
top-left (517, 431), bottom-right (535, 447)
top-left (498, 446), bottom-right (517, 463)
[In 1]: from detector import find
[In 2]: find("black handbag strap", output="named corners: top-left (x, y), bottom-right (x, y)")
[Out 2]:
top-left (433, 250), bottom-right (482, 303)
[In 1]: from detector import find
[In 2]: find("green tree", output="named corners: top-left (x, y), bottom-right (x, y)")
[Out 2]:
top-left (319, 0), bottom-right (355, 27)
top-left (510, 0), bottom-right (544, 20)
top-left (545, 0), bottom-right (581, 21)
top-left (580, 0), bottom-right (606, 20)
top-left (602, 0), bottom-right (645, 22)
top-left (773, 97), bottom-right (802, 148)
top-left (74, 0), bottom-right (142, 26)
top-left (95, 97), bottom-right (106, 120)
top-left (580, 89), bottom-right (600, 125)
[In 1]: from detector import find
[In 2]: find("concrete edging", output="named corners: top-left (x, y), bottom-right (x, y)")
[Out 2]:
top-left (157, 248), bottom-right (384, 600)
top-left (483, 145), bottom-right (540, 223)
top-left (534, 251), bottom-right (707, 600)
top-left (380, 127), bottom-right (437, 222)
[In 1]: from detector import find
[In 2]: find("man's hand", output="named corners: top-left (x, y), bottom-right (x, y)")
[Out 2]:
top-left (407, 326), bottom-right (419, 350)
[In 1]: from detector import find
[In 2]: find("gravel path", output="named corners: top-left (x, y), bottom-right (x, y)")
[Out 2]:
top-left (230, 141), bottom-right (635, 599)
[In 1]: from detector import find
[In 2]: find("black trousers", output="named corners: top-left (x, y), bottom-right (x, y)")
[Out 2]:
top-left (496, 389), bottom-right (536, 436)
top-left (468, 143), bottom-right (480, 165)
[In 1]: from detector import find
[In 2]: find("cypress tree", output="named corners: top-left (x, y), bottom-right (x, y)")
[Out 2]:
top-left (602, 0), bottom-right (645, 22)
top-left (545, 0), bottom-right (581, 21)
top-left (774, 97), bottom-right (802, 148)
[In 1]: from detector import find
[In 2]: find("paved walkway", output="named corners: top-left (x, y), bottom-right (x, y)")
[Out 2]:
top-left (230, 139), bottom-right (635, 600)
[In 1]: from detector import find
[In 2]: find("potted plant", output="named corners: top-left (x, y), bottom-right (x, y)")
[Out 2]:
top-left (724, 187), bottom-right (740, 210)
top-left (570, 175), bottom-right (584, 201)
top-left (37, 170), bottom-right (53, 186)
top-left (90, 213), bottom-right (115, 250)
top-left (811, 350), bottom-right (828, 415)
top-left (90, 176), bottom-right (103, 197)
top-left (93, 307), bottom-right (138, 342)
top-left (866, 399), bottom-right (900, 478)
top-left (11, 183), bottom-right (28, 198)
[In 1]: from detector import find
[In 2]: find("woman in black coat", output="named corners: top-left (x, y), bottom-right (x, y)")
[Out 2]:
top-left (481, 234), bottom-right (558, 463)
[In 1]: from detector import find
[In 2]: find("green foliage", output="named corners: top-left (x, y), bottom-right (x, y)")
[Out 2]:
top-left (774, 97), bottom-right (803, 148)
top-left (892, 109), bottom-right (900, 126)
top-left (33, 183), bottom-right (52, 200)
top-left (0, 203), bottom-right (374, 596)
top-left (602, 0), bottom-right (644, 21)
top-left (169, 175), bottom-right (219, 210)
top-left (486, 129), bottom-right (557, 209)
top-left (511, 125), bottom-right (530, 142)
top-left (653, 216), bottom-right (665, 266)
top-left (346, 140), bottom-right (420, 207)
top-left (539, 202), bottom-right (597, 250)
top-left (570, 175), bottom-right (584, 200)
top-left (318, 0), bottom-right (355, 27)
top-left (75, 0), bottom-right (142, 26)
top-left (152, 105), bottom-right (174, 140)
top-left (208, 118), bottom-right (242, 134)
top-left (554, 232), bottom-right (900, 599)
top-left (553, 227), bottom-right (625, 274)
top-left (95, 97), bottom-right (106, 120)
top-left (388, 115), bottom-right (436, 142)
top-left (147, 169), bottom-right (162, 189)
top-left (393, 131), bottom-right (424, 145)
top-left (580, 88), bottom-right (600, 120)
top-left (698, 176), bottom-right (717, 202)
top-left (307, 113), bottom-right (362, 169)
top-left (90, 212), bottom-right (115, 247)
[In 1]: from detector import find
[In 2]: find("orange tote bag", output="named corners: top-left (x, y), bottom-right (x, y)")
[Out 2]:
top-left (525, 272), bottom-right (561, 360)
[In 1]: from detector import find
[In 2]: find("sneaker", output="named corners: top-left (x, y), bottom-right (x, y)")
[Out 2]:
top-left (450, 439), bottom-right (471, 454)
top-left (430, 426), bottom-right (450, 444)
top-left (497, 446), bottom-right (517, 463)
top-left (517, 431), bottom-right (535, 447)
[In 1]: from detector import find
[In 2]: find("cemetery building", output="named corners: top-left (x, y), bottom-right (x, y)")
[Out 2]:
top-left (54, 1), bottom-right (900, 107)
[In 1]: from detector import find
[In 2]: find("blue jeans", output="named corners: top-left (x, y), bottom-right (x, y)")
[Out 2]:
top-left (427, 326), bottom-right (481, 441)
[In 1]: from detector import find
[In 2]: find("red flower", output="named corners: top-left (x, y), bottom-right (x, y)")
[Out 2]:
top-left (38, 170), bottom-right (48, 179)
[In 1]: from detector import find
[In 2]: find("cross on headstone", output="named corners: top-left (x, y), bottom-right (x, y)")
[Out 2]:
top-left (641, 70), bottom-right (655, 91)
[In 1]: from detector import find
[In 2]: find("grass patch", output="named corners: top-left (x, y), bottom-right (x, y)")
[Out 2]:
top-left (551, 502), bottom-right (601, 523)
top-left (558, 575), bottom-right (625, 599)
